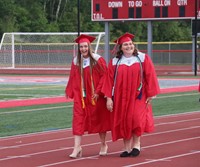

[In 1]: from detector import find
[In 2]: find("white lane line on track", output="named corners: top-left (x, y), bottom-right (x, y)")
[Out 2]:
top-left (122, 151), bottom-right (200, 167)
top-left (0, 141), bottom-right (100, 162)
top-left (0, 117), bottom-right (199, 150)
top-left (7, 155), bottom-right (31, 158)
top-left (36, 137), bottom-right (200, 167)
top-left (0, 128), bottom-right (199, 162)
top-left (145, 159), bottom-right (171, 162)
top-left (0, 120), bottom-right (199, 151)
top-left (155, 110), bottom-right (200, 119)
top-left (155, 117), bottom-right (200, 126)
top-left (144, 126), bottom-right (200, 137)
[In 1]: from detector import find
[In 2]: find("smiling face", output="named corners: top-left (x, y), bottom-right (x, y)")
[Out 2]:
top-left (121, 41), bottom-right (135, 57)
top-left (79, 42), bottom-right (89, 58)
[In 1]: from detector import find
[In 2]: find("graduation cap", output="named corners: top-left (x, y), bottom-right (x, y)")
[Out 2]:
top-left (114, 32), bottom-right (135, 45)
top-left (74, 34), bottom-right (96, 44)
top-left (111, 32), bottom-right (135, 54)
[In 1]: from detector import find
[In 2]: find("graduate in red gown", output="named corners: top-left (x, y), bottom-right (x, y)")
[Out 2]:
top-left (199, 81), bottom-right (200, 102)
top-left (199, 81), bottom-right (200, 92)
top-left (65, 34), bottom-right (110, 158)
top-left (102, 32), bottom-right (160, 157)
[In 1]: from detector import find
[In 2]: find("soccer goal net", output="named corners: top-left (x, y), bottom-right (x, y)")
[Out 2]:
top-left (0, 32), bottom-right (105, 70)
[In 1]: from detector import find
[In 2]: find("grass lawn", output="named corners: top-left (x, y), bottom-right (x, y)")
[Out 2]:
top-left (0, 91), bottom-right (199, 137)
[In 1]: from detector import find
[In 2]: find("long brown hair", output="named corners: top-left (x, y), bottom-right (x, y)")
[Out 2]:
top-left (116, 42), bottom-right (139, 59)
top-left (76, 43), bottom-right (104, 72)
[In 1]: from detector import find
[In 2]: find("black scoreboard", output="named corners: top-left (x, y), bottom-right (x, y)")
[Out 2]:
top-left (92, 0), bottom-right (200, 21)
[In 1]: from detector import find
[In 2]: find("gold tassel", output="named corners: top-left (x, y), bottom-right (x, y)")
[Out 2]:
top-left (91, 98), bottom-right (96, 105)
top-left (80, 56), bottom-right (85, 109)
top-left (91, 75), bottom-right (96, 106)
top-left (81, 97), bottom-right (85, 109)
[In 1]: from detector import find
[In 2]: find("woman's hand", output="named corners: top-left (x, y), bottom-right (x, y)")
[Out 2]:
top-left (106, 97), bottom-right (113, 112)
top-left (92, 93), bottom-right (99, 102)
top-left (146, 97), bottom-right (153, 104)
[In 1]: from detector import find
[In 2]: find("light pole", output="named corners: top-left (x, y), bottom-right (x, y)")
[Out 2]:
top-left (194, 0), bottom-right (198, 76)
top-left (77, 0), bottom-right (80, 36)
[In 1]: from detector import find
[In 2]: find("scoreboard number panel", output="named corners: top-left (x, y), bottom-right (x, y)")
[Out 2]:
top-left (92, 0), bottom-right (200, 21)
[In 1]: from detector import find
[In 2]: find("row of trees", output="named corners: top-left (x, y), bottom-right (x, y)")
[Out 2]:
top-left (0, 0), bottom-right (193, 42)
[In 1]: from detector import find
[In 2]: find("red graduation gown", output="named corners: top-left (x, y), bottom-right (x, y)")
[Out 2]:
top-left (102, 52), bottom-right (160, 141)
top-left (65, 54), bottom-right (111, 135)
top-left (199, 81), bottom-right (200, 92)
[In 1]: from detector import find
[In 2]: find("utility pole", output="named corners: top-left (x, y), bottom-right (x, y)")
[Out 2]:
top-left (77, 0), bottom-right (80, 36)
top-left (194, 0), bottom-right (198, 76)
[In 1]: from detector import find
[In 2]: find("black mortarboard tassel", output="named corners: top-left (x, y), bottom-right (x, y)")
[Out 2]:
top-left (137, 83), bottom-right (142, 100)
top-left (137, 89), bottom-right (142, 100)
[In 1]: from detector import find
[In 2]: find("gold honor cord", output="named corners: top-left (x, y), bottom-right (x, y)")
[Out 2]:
top-left (80, 56), bottom-right (96, 109)
top-left (90, 66), bottom-right (96, 106)
top-left (80, 81), bottom-right (85, 109)
top-left (80, 56), bottom-right (86, 109)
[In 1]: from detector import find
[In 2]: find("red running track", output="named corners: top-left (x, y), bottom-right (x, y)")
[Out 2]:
top-left (0, 111), bottom-right (199, 167)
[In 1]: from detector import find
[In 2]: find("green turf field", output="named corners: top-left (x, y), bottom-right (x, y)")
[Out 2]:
top-left (0, 84), bottom-right (65, 101)
top-left (0, 90), bottom-right (199, 137)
